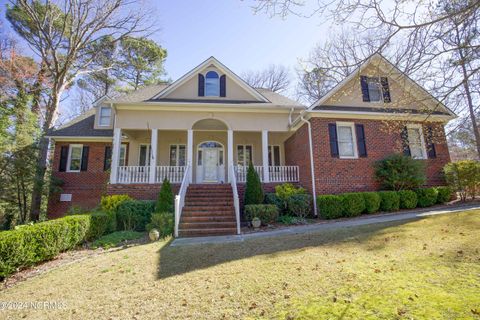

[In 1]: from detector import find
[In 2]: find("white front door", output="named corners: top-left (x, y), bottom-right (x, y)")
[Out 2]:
top-left (203, 148), bottom-right (218, 182)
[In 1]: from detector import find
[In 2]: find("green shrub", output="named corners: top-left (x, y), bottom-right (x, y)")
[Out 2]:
top-left (264, 193), bottom-right (284, 214)
top-left (362, 192), bottom-right (381, 214)
top-left (436, 186), bottom-right (453, 204)
top-left (317, 195), bottom-right (343, 219)
top-left (0, 215), bottom-right (91, 279)
top-left (244, 162), bottom-right (264, 205)
top-left (398, 190), bottom-right (418, 209)
top-left (286, 194), bottom-right (312, 218)
top-left (116, 200), bottom-right (156, 231)
top-left (156, 178), bottom-right (174, 213)
top-left (91, 231), bottom-right (145, 249)
top-left (244, 204), bottom-right (279, 224)
top-left (378, 191), bottom-right (400, 212)
top-left (444, 160), bottom-right (480, 201)
top-left (416, 188), bottom-right (438, 208)
top-left (87, 211), bottom-right (110, 241)
top-left (340, 193), bottom-right (366, 217)
top-left (146, 212), bottom-right (174, 238)
top-left (275, 183), bottom-right (306, 212)
top-left (374, 154), bottom-right (426, 191)
top-left (277, 215), bottom-right (297, 225)
top-left (100, 194), bottom-right (132, 233)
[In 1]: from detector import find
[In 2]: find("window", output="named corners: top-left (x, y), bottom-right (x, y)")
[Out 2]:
top-left (170, 145), bottom-right (186, 166)
top-left (237, 145), bottom-right (253, 166)
top-left (67, 144), bottom-right (83, 172)
top-left (139, 144), bottom-right (151, 166)
top-left (205, 71), bottom-right (220, 96)
top-left (367, 77), bottom-right (382, 102)
top-left (407, 125), bottom-right (427, 159)
top-left (119, 144), bottom-right (127, 166)
top-left (336, 122), bottom-right (358, 158)
top-left (268, 145), bottom-right (280, 166)
top-left (98, 106), bottom-right (112, 126)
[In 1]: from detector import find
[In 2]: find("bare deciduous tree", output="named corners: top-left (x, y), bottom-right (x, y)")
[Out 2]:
top-left (242, 64), bottom-right (291, 93)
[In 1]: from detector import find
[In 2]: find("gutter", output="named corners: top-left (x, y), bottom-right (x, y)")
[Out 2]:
top-left (299, 115), bottom-right (318, 217)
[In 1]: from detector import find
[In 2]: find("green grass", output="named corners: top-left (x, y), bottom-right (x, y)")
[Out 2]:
top-left (91, 231), bottom-right (145, 249)
top-left (1, 210), bottom-right (479, 319)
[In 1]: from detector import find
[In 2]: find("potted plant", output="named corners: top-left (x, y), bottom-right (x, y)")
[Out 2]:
top-left (251, 217), bottom-right (261, 229)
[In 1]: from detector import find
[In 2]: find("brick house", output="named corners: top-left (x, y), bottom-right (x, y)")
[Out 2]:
top-left (47, 54), bottom-right (455, 237)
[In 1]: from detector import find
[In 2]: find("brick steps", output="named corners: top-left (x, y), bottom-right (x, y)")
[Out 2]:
top-left (179, 184), bottom-right (237, 237)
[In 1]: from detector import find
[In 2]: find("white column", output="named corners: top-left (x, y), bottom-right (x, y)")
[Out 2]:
top-left (262, 129), bottom-right (269, 183)
top-left (227, 129), bottom-right (233, 182)
top-left (149, 129), bottom-right (158, 184)
top-left (110, 128), bottom-right (121, 184)
top-left (187, 129), bottom-right (193, 183)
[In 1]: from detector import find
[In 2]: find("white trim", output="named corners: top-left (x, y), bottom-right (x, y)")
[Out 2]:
top-left (406, 124), bottom-right (428, 160)
top-left (336, 122), bottom-right (358, 159)
top-left (98, 106), bottom-right (112, 127)
top-left (48, 136), bottom-right (115, 142)
top-left (262, 130), bottom-right (269, 183)
top-left (149, 129), bottom-right (158, 184)
top-left (66, 144), bottom-right (83, 172)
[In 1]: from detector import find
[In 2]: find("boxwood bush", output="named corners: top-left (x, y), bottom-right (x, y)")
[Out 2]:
top-left (317, 195), bottom-right (343, 219)
top-left (416, 188), bottom-right (438, 207)
top-left (340, 193), bottom-right (366, 217)
top-left (244, 204), bottom-right (279, 224)
top-left (100, 194), bottom-right (132, 233)
top-left (362, 192), bottom-right (381, 214)
top-left (398, 190), bottom-right (418, 209)
top-left (264, 193), bottom-right (284, 214)
top-left (436, 186), bottom-right (453, 204)
top-left (378, 191), bottom-right (400, 212)
top-left (87, 211), bottom-right (110, 241)
top-left (286, 194), bottom-right (312, 218)
top-left (0, 215), bottom-right (92, 279)
top-left (116, 200), bottom-right (156, 231)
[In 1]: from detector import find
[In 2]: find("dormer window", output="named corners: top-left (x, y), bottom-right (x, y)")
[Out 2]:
top-left (205, 71), bottom-right (220, 96)
top-left (99, 106), bottom-right (112, 126)
top-left (360, 76), bottom-right (391, 103)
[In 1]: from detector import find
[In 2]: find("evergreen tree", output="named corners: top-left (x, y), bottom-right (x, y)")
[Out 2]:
top-left (244, 162), bottom-right (264, 205)
top-left (156, 178), bottom-right (174, 213)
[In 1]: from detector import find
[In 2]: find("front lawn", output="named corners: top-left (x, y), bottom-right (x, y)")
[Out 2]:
top-left (1, 210), bottom-right (479, 319)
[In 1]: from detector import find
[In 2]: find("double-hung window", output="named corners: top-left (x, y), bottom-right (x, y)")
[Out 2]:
top-left (268, 145), bottom-right (280, 166)
top-left (407, 125), bottom-right (427, 159)
top-left (169, 145), bottom-right (186, 166)
top-left (237, 145), bottom-right (253, 166)
top-left (139, 144), bottom-right (151, 166)
top-left (98, 106), bottom-right (112, 126)
top-left (366, 77), bottom-right (383, 102)
top-left (67, 144), bottom-right (83, 172)
top-left (336, 122), bottom-right (358, 159)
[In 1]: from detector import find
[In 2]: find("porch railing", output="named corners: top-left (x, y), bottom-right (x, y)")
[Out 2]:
top-left (156, 166), bottom-right (186, 183)
top-left (233, 165), bottom-right (299, 183)
top-left (174, 164), bottom-right (191, 237)
top-left (117, 166), bottom-right (150, 184)
top-left (229, 165), bottom-right (241, 235)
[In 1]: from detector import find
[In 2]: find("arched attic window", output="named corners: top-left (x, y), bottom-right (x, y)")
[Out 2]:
top-left (205, 71), bottom-right (220, 96)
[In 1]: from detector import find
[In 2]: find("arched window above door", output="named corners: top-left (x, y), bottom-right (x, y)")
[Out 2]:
top-left (199, 141), bottom-right (222, 148)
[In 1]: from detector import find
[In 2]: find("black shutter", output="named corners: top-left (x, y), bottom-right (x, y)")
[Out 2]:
top-left (355, 124), bottom-right (367, 157)
top-left (381, 77), bottom-right (391, 103)
top-left (220, 75), bottom-right (226, 97)
top-left (59, 146), bottom-right (69, 172)
top-left (360, 76), bottom-right (370, 102)
top-left (80, 146), bottom-right (89, 171)
top-left (328, 123), bottom-right (339, 157)
top-left (426, 126), bottom-right (437, 159)
top-left (198, 74), bottom-right (205, 97)
top-left (401, 126), bottom-right (411, 156)
top-left (104, 146), bottom-right (112, 171)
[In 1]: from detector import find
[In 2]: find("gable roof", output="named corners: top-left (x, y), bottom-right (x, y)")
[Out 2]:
top-left (151, 56), bottom-right (270, 103)
top-left (47, 110), bottom-right (112, 138)
top-left (309, 53), bottom-right (456, 118)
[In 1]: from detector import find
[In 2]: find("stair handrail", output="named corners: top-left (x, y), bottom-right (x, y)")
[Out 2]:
top-left (229, 164), bottom-right (241, 235)
top-left (174, 164), bottom-right (191, 237)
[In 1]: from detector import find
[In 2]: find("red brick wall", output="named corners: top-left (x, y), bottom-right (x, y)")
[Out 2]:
top-left (106, 184), bottom-right (179, 200)
top-left (286, 118), bottom-right (451, 195)
top-left (48, 141), bottom-right (111, 218)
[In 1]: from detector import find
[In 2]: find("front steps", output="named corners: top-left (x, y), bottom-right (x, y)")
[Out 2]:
top-left (178, 184), bottom-right (237, 237)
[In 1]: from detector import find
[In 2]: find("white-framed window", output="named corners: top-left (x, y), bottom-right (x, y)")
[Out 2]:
top-left (407, 124), bottom-right (427, 159)
top-left (336, 122), bottom-right (358, 159)
top-left (268, 145), bottom-right (281, 166)
top-left (237, 145), bottom-right (253, 166)
top-left (169, 144), bottom-right (186, 166)
top-left (366, 77), bottom-right (383, 102)
top-left (139, 144), bottom-right (151, 166)
top-left (98, 106), bottom-right (112, 126)
top-left (119, 144), bottom-right (127, 166)
top-left (67, 144), bottom-right (83, 172)
top-left (205, 71), bottom-right (220, 96)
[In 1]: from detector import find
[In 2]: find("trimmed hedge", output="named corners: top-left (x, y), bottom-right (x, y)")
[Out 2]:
top-left (100, 194), bottom-right (132, 233)
top-left (317, 195), bottom-right (343, 219)
top-left (87, 211), bottom-right (110, 241)
top-left (362, 192), bottom-right (381, 214)
top-left (340, 193), bottom-right (366, 217)
top-left (436, 186), bottom-right (452, 204)
top-left (416, 188), bottom-right (438, 207)
top-left (0, 215), bottom-right (92, 279)
top-left (265, 193), bottom-right (284, 214)
top-left (398, 190), bottom-right (418, 209)
top-left (286, 194), bottom-right (312, 218)
top-left (378, 191), bottom-right (400, 212)
top-left (116, 200), bottom-right (156, 231)
top-left (245, 204), bottom-right (279, 224)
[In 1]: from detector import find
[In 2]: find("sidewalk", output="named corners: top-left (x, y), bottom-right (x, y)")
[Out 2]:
top-left (171, 203), bottom-right (480, 246)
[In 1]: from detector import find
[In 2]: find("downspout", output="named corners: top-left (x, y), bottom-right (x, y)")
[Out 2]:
top-left (288, 108), bottom-right (294, 126)
top-left (299, 115), bottom-right (318, 216)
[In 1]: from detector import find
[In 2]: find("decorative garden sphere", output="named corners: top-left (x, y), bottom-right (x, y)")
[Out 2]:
top-left (149, 229), bottom-right (160, 241)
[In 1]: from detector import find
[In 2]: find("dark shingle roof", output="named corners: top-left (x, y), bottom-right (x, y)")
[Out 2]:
top-left (313, 105), bottom-right (451, 116)
top-left (48, 114), bottom-right (113, 137)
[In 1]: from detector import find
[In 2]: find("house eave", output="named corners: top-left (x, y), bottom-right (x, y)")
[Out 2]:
top-left (112, 102), bottom-right (304, 113)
